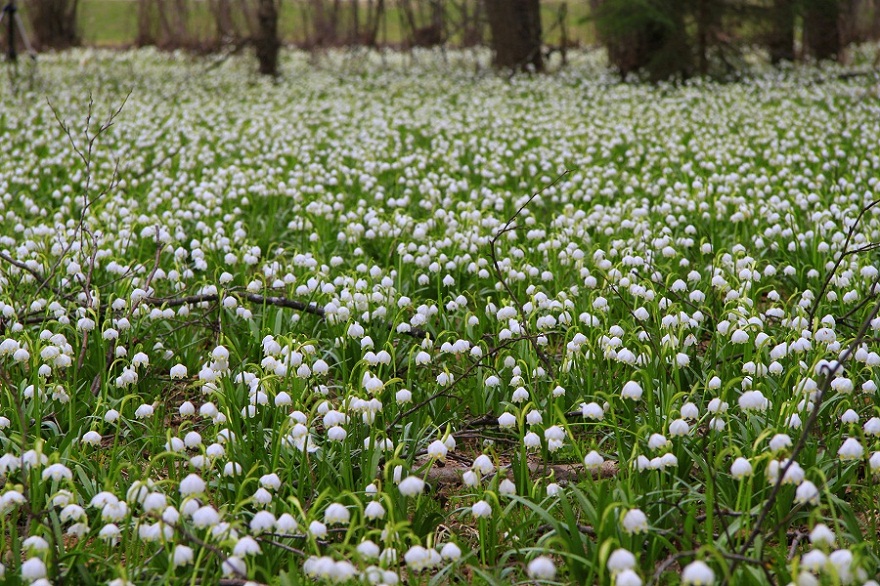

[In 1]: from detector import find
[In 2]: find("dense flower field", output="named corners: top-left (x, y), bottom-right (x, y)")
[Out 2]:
top-left (0, 49), bottom-right (879, 586)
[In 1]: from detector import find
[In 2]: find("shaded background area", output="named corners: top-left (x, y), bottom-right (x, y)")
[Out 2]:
top-left (8, 0), bottom-right (880, 78)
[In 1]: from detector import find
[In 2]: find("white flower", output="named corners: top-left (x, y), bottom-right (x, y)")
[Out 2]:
top-left (471, 500), bottom-right (492, 518)
top-left (427, 440), bottom-right (448, 461)
top-left (21, 558), bottom-right (47, 582)
top-left (869, 451), bottom-right (880, 472)
top-left (730, 457), bottom-right (753, 479)
top-left (809, 523), bottom-right (835, 546)
top-left (681, 560), bottom-right (715, 585)
top-left (648, 433), bottom-right (669, 451)
top-left (622, 509), bottom-right (648, 534)
top-left (864, 417), bottom-right (880, 436)
top-left (769, 434), bottom-right (792, 452)
top-left (794, 480), bottom-right (820, 505)
top-left (615, 569), bottom-right (643, 586)
top-left (472, 454), bottom-right (495, 475)
top-left (581, 402), bottom-right (604, 420)
top-left (233, 536), bottom-right (262, 556)
top-left (440, 542), bottom-right (461, 561)
top-left (81, 431), bottom-right (102, 446)
top-left (498, 412), bottom-right (517, 429)
top-left (42, 463), bottom-right (73, 482)
top-left (173, 545), bottom-right (194, 567)
top-left (192, 505), bottom-right (220, 528)
top-left (800, 549), bottom-right (826, 572)
top-left (668, 419), bottom-right (689, 436)
top-left (621, 380), bottom-right (643, 400)
top-left (524, 432), bottom-right (541, 449)
top-left (324, 503), bottom-right (350, 525)
top-left (221, 556), bottom-right (246, 577)
top-left (179, 473), bottom-right (206, 496)
top-left (584, 450), bottom-right (604, 470)
top-left (309, 520), bottom-right (328, 538)
top-left (134, 403), bottom-right (154, 419)
top-left (357, 540), bottom-right (380, 559)
top-left (169, 364), bottom-right (188, 379)
top-left (838, 437), bottom-right (864, 460)
top-left (527, 556), bottom-right (556, 580)
top-left (399, 476), bottom-right (425, 497)
top-left (364, 501), bottom-right (386, 520)
top-left (607, 548), bottom-right (636, 573)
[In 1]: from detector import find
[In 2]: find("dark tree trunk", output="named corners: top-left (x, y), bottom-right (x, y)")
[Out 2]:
top-left (768, 0), bottom-right (795, 63)
top-left (484, 0), bottom-right (543, 72)
top-left (804, 0), bottom-right (841, 61)
top-left (27, 0), bottom-right (80, 49)
top-left (874, 0), bottom-right (880, 40)
top-left (696, 0), bottom-right (709, 74)
top-left (255, 0), bottom-right (280, 75)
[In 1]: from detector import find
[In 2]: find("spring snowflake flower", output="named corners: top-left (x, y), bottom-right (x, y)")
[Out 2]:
top-left (308, 520), bottom-right (327, 538)
top-left (21, 558), bottom-right (47, 582)
top-left (730, 457), bottom-right (753, 479)
top-left (440, 542), bottom-right (461, 561)
top-left (527, 556), bottom-right (556, 580)
top-left (622, 509), bottom-right (648, 534)
top-left (324, 503), bottom-right (350, 525)
top-left (809, 523), bottom-right (835, 546)
top-left (794, 480), bottom-right (820, 505)
top-left (364, 501), bottom-right (385, 520)
top-left (134, 404), bottom-right (154, 419)
top-left (398, 476), bottom-right (425, 496)
top-left (472, 454), bottom-right (495, 475)
top-left (427, 440), bottom-right (448, 461)
top-left (837, 437), bottom-right (864, 460)
top-left (498, 412), bottom-right (517, 429)
top-left (169, 364), bottom-right (187, 379)
top-left (173, 545), bottom-right (194, 567)
top-left (769, 434), bottom-right (792, 452)
top-left (42, 463), bottom-right (73, 482)
top-left (471, 500), bottom-right (492, 519)
top-left (233, 536), bottom-right (262, 556)
top-left (668, 419), bottom-right (689, 436)
top-left (584, 450), bottom-right (604, 470)
top-left (800, 550), bottom-right (826, 572)
top-left (581, 402), bottom-right (604, 420)
top-left (179, 474), bottom-right (206, 496)
top-left (544, 426), bottom-right (565, 452)
top-left (499, 479), bottom-right (516, 496)
top-left (681, 560), bottom-right (715, 585)
top-left (615, 569), bottom-right (643, 586)
top-left (524, 432), bottom-right (541, 449)
top-left (869, 452), bottom-right (880, 472)
top-left (621, 380), bottom-right (643, 401)
top-left (607, 548), bottom-right (636, 573)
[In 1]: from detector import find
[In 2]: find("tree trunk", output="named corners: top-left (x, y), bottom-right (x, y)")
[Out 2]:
top-left (484, 0), bottom-right (542, 72)
top-left (804, 0), bottom-right (841, 61)
top-left (27, 0), bottom-right (80, 49)
top-left (255, 0), bottom-right (280, 75)
top-left (768, 0), bottom-right (795, 63)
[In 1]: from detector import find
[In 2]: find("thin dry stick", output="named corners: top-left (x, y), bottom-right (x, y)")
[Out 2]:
top-left (724, 296), bottom-right (880, 583)
top-left (488, 170), bottom-right (571, 381)
top-left (807, 198), bottom-right (880, 326)
top-left (143, 291), bottom-right (428, 339)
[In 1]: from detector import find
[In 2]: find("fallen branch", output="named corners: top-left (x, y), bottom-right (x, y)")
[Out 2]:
top-left (421, 459), bottom-right (618, 486)
top-left (143, 291), bottom-right (427, 339)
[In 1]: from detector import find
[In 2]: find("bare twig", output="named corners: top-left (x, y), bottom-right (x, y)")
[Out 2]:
top-left (487, 170), bottom-right (571, 381)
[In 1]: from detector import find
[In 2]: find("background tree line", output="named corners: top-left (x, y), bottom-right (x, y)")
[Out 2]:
top-left (15, 0), bottom-right (880, 77)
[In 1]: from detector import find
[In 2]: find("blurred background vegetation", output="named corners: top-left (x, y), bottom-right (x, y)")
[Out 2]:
top-left (9, 0), bottom-right (880, 77)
